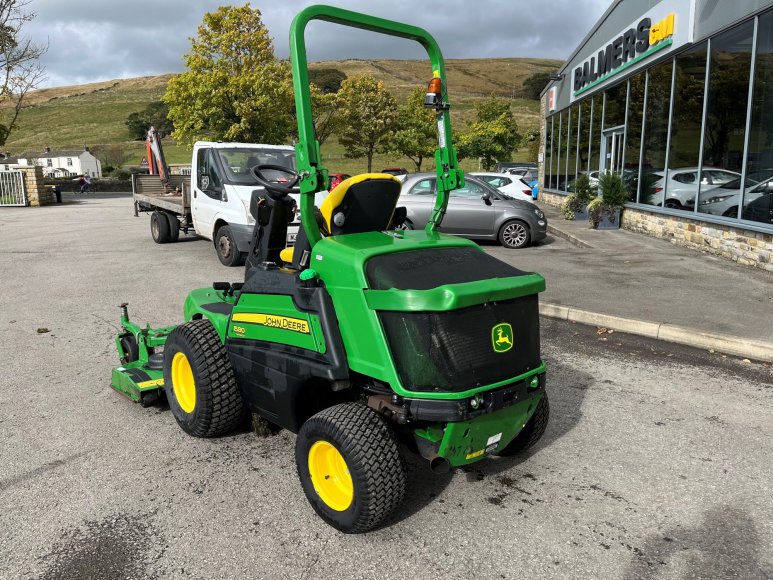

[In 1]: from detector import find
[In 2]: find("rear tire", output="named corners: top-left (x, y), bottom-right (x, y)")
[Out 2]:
top-left (496, 392), bottom-right (549, 456)
top-left (163, 319), bottom-right (244, 437)
top-left (166, 213), bottom-right (180, 242)
top-left (151, 211), bottom-right (171, 244)
top-left (215, 225), bottom-right (243, 267)
top-left (664, 199), bottom-right (682, 210)
top-left (498, 220), bottom-right (530, 249)
top-left (295, 403), bottom-right (406, 533)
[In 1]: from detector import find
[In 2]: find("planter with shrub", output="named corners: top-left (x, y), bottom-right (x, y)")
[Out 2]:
top-left (588, 171), bottom-right (627, 229)
top-left (561, 173), bottom-right (595, 220)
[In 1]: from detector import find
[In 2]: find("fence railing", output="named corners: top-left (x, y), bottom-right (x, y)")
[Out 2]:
top-left (0, 171), bottom-right (26, 206)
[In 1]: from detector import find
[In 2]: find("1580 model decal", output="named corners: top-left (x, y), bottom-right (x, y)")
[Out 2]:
top-left (232, 312), bottom-right (310, 334)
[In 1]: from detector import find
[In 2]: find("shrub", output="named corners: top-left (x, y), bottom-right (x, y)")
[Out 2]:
top-left (589, 172), bottom-right (627, 228)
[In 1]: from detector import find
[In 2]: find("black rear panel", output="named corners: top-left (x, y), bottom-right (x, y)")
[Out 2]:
top-left (379, 295), bottom-right (540, 392)
top-left (366, 247), bottom-right (531, 291)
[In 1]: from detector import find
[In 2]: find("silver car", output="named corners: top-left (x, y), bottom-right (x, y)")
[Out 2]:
top-left (397, 173), bottom-right (547, 248)
top-left (653, 167), bottom-right (740, 209)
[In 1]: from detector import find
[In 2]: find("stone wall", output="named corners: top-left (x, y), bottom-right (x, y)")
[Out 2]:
top-left (19, 166), bottom-right (56, 206)
top-left (538, 190), bottom-right (773, 273)
top-left (622, 208), bottom-right (772, 273)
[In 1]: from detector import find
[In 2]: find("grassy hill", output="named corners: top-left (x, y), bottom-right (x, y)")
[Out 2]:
top-left (4, 57), bottom-right (560, 172)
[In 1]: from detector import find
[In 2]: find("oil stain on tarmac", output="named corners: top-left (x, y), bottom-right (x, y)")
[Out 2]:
top-left (40, 513), bottom-right (165, 579)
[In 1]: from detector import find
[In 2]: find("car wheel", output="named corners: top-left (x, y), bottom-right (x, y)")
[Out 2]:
top-left (215, 225), bottom-right (243, 267)
top-left (295, 403), bottom-right (406, 533)
top-left (498, 220), bottom-right (530, 249)
top-left (495, 393), bottom-right (549, 456)
top-left (163, 319), bottom-right (245, 438)
top-left (151, 211), bottom-right (171, 244)
top-left (394, 219), bottom-right (413, 231)
top-left (664, 200), bottom-right (682, 210)
top-left (722, 207), bottom-right (739, 218)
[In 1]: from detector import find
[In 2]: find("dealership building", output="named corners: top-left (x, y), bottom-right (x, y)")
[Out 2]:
top-left (540, 0), bottom-right (773, 271)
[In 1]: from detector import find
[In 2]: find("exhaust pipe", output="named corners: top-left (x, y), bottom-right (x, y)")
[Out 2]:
top-left (415, 436), bottom-right (451, 474)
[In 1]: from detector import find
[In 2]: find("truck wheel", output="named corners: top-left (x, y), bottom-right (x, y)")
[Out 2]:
top-left (163, 319), bottom-right (244, 438)
top-left (496, 392), bottom-right (549, 456)
top-left (295, 403), bottom-right (406, 533)
top-left (498, 220), bottom-right (530, 249)
top-left (215, 225), bottom-right (243, 267)
top-left (151, 211), bottom-right (171, 244)
top-left (166, 213), bottom-right (180, 242)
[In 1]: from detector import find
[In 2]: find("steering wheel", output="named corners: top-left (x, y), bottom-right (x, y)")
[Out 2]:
top-left (252, 164), bottom-right (300, 198)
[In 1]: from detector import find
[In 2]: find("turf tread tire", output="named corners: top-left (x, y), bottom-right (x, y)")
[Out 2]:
top-left (163, 319), bottom-right (244, 438)
top-left (296, 403), bottom-right (406, 533)
top-left (496, 392), bottom-right (550, 456)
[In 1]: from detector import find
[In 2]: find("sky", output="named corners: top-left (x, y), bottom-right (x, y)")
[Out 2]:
top-left (27, 0), bottom-right (611, 88)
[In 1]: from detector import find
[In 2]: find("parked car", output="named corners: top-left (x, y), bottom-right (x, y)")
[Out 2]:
top-left (471, 172), bottom-right (534, 199)
top-left (653, 167), bottom-right (740, 209)
top-left (742, 190), bottom-right (773, 223)
top-left (381, 167), bottom-right (408, 176)
top-left (396, 173), bottom-right (547, 248)
top-left (328, 172), bottom-right (351, 190)
top-left (495, 161), bottom-right (536, 174)
top-left (504, 166), bottom-right (538, 181)
top-left (699, 175), bottom-right (773, 217)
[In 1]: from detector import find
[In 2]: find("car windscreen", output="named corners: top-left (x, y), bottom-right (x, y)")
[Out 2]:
top-left (216, 148), bottom-right (296, 185)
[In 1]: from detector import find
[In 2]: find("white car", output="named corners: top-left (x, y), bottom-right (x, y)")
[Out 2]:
top-left (653, 167), bottom-right (740, 209)
top-left (470, 172), bottom-right (534, 199)
top-left (699, 175), bottom-right (773, 217)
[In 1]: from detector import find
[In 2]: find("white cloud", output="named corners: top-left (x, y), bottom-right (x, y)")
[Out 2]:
top-left (28, 0), bottom-right (610, 87)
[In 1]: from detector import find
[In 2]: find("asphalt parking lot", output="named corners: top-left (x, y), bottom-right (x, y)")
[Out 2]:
top-left (1, 195), bottom-right (771, 579)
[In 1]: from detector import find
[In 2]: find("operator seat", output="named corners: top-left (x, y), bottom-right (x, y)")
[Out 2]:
top-left (280, 173), bottom-right (402, 269)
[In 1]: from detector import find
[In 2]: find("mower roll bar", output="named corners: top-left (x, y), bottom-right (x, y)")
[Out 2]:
top-left (289, 5), bottom-right (463, 247)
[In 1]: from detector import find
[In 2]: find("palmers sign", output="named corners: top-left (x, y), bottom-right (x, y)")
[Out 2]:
top-left (572, 12), bottom-right (678, 98)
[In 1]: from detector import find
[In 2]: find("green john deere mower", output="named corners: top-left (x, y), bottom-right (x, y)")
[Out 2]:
top-left (111, 5), bottom-right (549, 533)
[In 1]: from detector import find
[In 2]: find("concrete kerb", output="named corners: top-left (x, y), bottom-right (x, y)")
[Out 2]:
top-left (546, 224), bottom-right (593, 248)
top-left (539, 302), bottom-right (773, 363)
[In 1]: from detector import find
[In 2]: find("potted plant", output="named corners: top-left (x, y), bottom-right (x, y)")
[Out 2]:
top-left (561, 173), bottom-right (595, 220)
top-left (588, 171), bottom-right (627, 229)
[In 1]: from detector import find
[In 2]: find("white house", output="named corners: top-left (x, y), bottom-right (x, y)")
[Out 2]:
top-left (15, 146), bottom-right (102, 178)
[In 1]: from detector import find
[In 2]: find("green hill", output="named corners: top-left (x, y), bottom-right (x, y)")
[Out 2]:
top-left (4, 58), bottom-right (561, 171)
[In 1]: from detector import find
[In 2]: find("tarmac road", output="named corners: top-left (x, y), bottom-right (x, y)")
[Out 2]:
top-left (1, 196), bottom-right (772, 579)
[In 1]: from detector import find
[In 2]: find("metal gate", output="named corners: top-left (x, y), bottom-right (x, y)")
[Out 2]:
top-left (0, 170), bottom-right (26, 206)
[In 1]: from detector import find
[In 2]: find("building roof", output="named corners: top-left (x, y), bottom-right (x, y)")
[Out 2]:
top-left (18, 149), bottom-right (91, 159)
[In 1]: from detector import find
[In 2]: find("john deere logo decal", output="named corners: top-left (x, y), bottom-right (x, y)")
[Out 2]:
top-left (492, 323), bottom-right (513, 353)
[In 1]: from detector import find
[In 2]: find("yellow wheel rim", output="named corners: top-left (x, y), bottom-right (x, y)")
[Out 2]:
top-left (171, 351), bottom-right (196, 414)
top-left (308, 440), bottom-right (353, 511)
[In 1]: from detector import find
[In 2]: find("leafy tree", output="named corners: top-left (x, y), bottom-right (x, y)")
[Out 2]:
top-left (382, 87), bottom-right (437, 172)
top-left (522, 72), bottom-right (554, 100)
top-left (92, 144), bottom-right (130, 171)
top-left (457, 96), bottom-right (521, 170)
top-left (0, 0), bottom-right (46, 146)
top-left (308, 68), bottom-right (346, 94)
top-left (163, 4), bottom-right (293, 145)
top-left (125, 101), bottom-right (173, 140)
top-left (309, 85), bottom-right (340, 147)
top-left (336, 75), bottom-right (398, 172)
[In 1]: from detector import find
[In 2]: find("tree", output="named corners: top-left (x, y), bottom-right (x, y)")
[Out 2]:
top-left (336, 75), bottom-right (398, 172)
top-left (164, 4), bottom-right (293, 145)
top-left (457, 96), bottom-right (521, 170)
top-left (125, 101), bottom-right (173, 140)
top-left (92, 144), bottom-right (130, 171)
top-left (308, 68), bottom-right (346, 94)
top-left (0, 0), bottom-right (46, 146)
top-left (382, 87), bottom-right (437, 172)
top-left (522, 72), bottom-right (554, 100)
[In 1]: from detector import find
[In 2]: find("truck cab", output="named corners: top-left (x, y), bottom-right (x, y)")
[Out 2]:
top-left (191, 142), bottom-right (327, 266)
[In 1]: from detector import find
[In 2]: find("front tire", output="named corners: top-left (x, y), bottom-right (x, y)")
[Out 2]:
top-left (163, 319), bottom-right (244, 437)
top-left (295, 403), bottom-right (406, 533)
top-left (498, 220), bottom-right (530, 249)
top-left (496, 392), bottom-right (549, 456)
top-left (214, 225), bottom-right (243, 267)
top-left (151, 211), bottom-right (171, 244)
